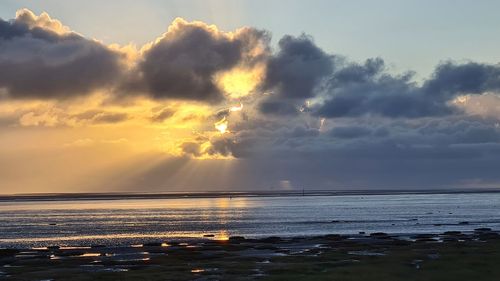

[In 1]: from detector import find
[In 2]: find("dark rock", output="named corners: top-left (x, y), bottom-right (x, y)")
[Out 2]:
top-left (416, 238), bottom-right (438, 242)
top-left (254, 245), bottom-right (277, 250)
top-left (0, 249), bottom-right (19, 257)
top-left (458, 221), bottom-right (469, 225)
top-left (259, 236), bottom-right (281, 243)
top-left (387, 239), bottom-right (411, 246)
top-left (325, 234), bottom-right (343, 241)
top-left (58, 251), bottom-right (85, 257)
top-left (370, 232), bottom-right (388, 237)
top-left (203, 234), bottom-right (215, 237)
top-left (478, 233), bottom-right (500, 240)
top-left (474, 228), bottom-right (492, 232)
top-left (414, 234), bottom-right (435, 239)
top-left (229, 236), bottom-right (246, 242)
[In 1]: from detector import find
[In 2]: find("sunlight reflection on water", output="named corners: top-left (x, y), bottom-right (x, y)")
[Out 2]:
top-left (1, 193), bottom-right (500, 247)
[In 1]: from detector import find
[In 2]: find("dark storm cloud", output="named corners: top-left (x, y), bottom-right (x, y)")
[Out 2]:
top-left (0, 10), bottom-right (124, 99)
top-left (216, 112), bottom-right (500, 161)
top-left (186, 114), bottom-right (500, 189)
top-left (287, 126), bottom-right (320, 138)
top-left (259, 99), bottom-right (300, 116)
top-left (204, 135), bottom-right (254, 158)
top-left (330, 125), bottom-right (373, 139)
top-left (124, 19), bottom-right (270, 102)
top-left (261, 34), bottom-right (333, 100)
top-left (422, 62), bottom-right (500, 97)
top-left (315, 60), bottom-right (500, 118)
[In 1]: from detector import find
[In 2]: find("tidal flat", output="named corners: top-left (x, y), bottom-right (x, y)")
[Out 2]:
top-left (1, 229), bottom-right (500, 281)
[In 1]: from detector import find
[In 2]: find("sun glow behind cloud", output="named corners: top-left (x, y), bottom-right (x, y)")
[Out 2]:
top-left (216, 65), bottom-right (265, 99)
top-left (4, 7), bottom-right (500, 194)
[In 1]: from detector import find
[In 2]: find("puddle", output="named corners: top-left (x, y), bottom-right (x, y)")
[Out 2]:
top-left (191, 268), bottom-right (205, 273)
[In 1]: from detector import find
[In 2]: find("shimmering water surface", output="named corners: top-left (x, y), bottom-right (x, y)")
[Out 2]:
top-left (1, 193), bottom-right (500, 248)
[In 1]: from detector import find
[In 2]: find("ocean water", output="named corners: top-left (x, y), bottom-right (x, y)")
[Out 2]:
top-left (1, 193), bottom-right (500, 248)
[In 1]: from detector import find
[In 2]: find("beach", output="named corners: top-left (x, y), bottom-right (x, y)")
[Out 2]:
top-left (1, 229), bottom-right (500, 280)
top-left (1, 192), bottom-right (500, 279)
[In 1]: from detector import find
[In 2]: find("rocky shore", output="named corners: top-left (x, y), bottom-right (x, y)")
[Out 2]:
top-left (1, 229), bottom-right (500, 280)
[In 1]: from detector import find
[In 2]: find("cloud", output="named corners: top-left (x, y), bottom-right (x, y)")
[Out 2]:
top-left (4, 9), bottom-right (500, 190)
top-left (13, 8), bottom-right (70, 34)
top-left (151, 107), bottom-right (176, 122)
top-left (452, 93), bottom-right (500, 118)
top-left (180, 142), bottom-right (202, 157)
top-left (205, 134), bottom-right (254, 158)
top-left (330, 125), bottom-right (373, 139)
top-left (259, 99), bottom-right (300, 116)
top-left (262, 34), bottom-right (333, 99)
top-left (422, 62), bottom-right (500, 98)
top-left (89, 112), bottom-right (128, 124)
top-left (0, 9), bottom-right (125, 99)
top-left (63, 137), bottom-right (129, 148)
top-left (123, 18), bottom-right (270, 102)
top-left (315, 60), bottom-right (500, 118)
top-left (62, 109), bottom-right (129, 125)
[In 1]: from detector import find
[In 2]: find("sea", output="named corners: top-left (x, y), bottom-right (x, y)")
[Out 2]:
top-left (1, 192), bottom-right (500, 248)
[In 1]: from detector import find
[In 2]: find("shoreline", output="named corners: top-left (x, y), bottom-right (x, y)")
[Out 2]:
top-left (1, 188), bottom-right (500, 202)
top-left (0, 230), bottom-right (491, 250)
top-left (0, 228), bottom-right (487, 250)
top-left (2, 229), bottom-right (500, 280)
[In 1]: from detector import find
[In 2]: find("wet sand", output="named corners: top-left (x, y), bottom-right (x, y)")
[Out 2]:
top-left (1, 228), bottom-right (500, 280)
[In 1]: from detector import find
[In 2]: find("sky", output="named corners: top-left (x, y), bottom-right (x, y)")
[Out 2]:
top-left (1, 1), bottom-right (500, 193)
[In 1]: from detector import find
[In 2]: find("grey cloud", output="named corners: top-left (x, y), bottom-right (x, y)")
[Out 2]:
top-left (259, 99), bottom-right (300, 116)
top-left (125, 19), bottom-right (270, 102)
top-left (151, 107), bottom-right (176, 122)
top-left (185, 113), bottom-right (500, 189)
top-left (422, 62), bottom-right (500, 98)
top-left (1, 11), bottom-right (272, 104)
top-left (287, 126), bottom-right (320, 138)
top-left (219, 113), bottom-right (500, 161)
top-left (261, 34), bottom-right (333, 100)
top-left (0, 11), bottom-right (124, 99)
top-left (330, 126), bottom-right (373, 139)
top-left (315, 60), bottom-right (500, 118)
top-left (205, 135), bottom-right (254, 158)
top-left (180, 142), bottom-right (202, 157)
